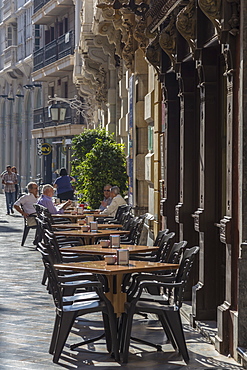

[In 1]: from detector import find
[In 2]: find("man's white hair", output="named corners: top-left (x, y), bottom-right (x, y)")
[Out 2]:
top-left (110, 186), bottom-right (120, 195)
top-left (42, 184), bottom-right (54, 194)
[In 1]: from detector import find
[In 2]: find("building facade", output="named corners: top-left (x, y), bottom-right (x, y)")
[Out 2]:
top-left (31, 0), bottom-right (89, 183)
top-left (76, 0), bottom-right (247, 365)
top-left (0, 0), bottom-right (37, 189)
top-left (1, 0), bottom-right (247, 365)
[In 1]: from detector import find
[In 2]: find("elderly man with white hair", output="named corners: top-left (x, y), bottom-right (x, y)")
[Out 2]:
top-left (100, 185), bottom-right (126, 218)
top-left (37, 184), bottom-right (71, 214)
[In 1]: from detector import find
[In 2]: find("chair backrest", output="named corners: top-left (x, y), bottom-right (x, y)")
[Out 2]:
top-left (43, 229), bottom-right (63, 263)
top-left (34, 203), bottom-right (48, 217)
top-left (122, 213), bottom-right (134, 231)
top-left (153, 229), bottom-right (169, 246)
top-left (174, 246), bottom-right (199, 307)
top-left (156, 232), bottom-right (175, 261)
top-left (38, 247), bottom-right (64, 310)
top-left (166, 240), bottom-right (187, 264)
top-left (115, 204), bottom-right (131, 222)
top-left (133, 216), bottom-right (146, 245)
top-left (118, 207), bottom-right (132, 224)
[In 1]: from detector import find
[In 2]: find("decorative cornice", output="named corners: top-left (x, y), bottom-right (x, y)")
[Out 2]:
top-left (146, 0), bottom-right (183, 33)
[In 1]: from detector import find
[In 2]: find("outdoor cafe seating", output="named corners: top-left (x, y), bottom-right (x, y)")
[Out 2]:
top-left (120, 246), bottom-right (199, 363)
top-left (33, 203), bottom-right (198, 364)
top-left (38, 246), bottom-right (119, 363)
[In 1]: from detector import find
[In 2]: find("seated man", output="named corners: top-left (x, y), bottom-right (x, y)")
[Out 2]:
top-left (37, 184), bottom-right (71, 214)
top-left (99, 184), bottom-right (112, 211)
top-left (14, 182), bottom-right (39, 226)
top-left (100, 186), bottom-right (126, 218)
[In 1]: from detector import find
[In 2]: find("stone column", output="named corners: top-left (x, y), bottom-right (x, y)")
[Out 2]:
top-left (107, 69), bottom-right (117, 136)
top-left (118, 70), bottom-right (128, 152)
top-left (5, 101), bottom-right (11, 165)
top-left (135, 48), bottom-right (148, 215)
top-left (238, 1), bottom-right (247, 365)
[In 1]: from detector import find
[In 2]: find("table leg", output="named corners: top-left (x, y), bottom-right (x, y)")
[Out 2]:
top-left (105, 274), bottom-right (126, 316)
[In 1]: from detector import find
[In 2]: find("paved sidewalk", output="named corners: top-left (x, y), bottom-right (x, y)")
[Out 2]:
top-left (0, 193), bottom-right (244, 369)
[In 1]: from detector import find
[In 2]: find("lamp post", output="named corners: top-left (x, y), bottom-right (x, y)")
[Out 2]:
top-left (48, 94), bottom-right (91, 124)
top-left (45, 94), bottom-right (92, 181)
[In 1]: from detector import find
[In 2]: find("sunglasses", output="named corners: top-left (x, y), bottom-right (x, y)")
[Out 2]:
top-left (104, 189), bottom-right (111, 192)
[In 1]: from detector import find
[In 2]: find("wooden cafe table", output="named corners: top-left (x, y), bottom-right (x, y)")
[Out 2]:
top-left (60, 244), bottom-right (158, 256)
top-left (54, 260), bottom-right (179, 316)
top-left (52, 212), bottom-right (111, 222)
top-left (52, 223), bottom-right (123, 229)
top-left (54, 229), bottom-right (130, 245)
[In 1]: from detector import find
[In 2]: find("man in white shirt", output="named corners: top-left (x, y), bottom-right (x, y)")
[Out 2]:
top-left (100, 186), bottom-right (126, 218)
top-left (14, 182), bottom-right (39, 226)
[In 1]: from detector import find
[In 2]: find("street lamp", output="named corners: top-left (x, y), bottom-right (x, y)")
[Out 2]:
top-left (49, 101), bottom-right (67, 122)
top-left (48, 94), bottom-right (91, 123)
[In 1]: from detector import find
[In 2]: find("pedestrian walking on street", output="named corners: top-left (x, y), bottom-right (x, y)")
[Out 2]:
top-left (2, 165), bottom-right (17, 215)
top-left (11, 166), bottom-right (21, 201)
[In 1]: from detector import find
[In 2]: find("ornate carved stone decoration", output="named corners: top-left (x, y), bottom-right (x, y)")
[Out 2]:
top-left (94, 35), bottom-right (116, 68)
top-left (122, 18), bottom-right (135, 71)
top-left (145, 35), bottom-right (161, 74)
top-left (176, 0), bottom-right (196, 52)
top-left (227, 0), bottom-right (240, 36)
top-left (146, 0), bottom-right (183, 33)
top-left (133, 18), bottom-right (149, 50)
top-left (98, 21), bottom-right (122, 57)
top-left (198, 0), bottom-right (221, 34)
top-left (159, 16), bottom-right (176, 67)
top-left (95, 68), bottom-right (107, 103)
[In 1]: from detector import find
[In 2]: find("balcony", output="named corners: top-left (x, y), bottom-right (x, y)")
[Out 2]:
top-left (33, 0), bottom-right (74, 24)
top-left (33, 104), bottom-right (86, 130)
top-left (33, 31), bottom-right (74, 72)
top-left (2, 0), bottom-right (16, 22)
top-left (3, 45), bottom-right (17, 69)
top-left (34, 0), bottom-right (50, 13)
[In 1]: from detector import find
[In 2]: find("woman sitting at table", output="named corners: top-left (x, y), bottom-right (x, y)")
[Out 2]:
top-left (37, 184), bottom-right (71, 214)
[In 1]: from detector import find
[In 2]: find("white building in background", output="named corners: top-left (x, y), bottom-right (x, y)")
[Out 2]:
top-left (0, 0), bottom-right (39, 190)
top-left (31, 0), bottom-right (89, 183)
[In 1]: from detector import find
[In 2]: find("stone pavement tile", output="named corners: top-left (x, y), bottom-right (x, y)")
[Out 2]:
top-left (0, 194), bottom-right (244, 369)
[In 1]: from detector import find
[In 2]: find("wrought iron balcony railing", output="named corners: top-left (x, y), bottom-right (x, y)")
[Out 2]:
top-left (33, 30), bottom-right (74, 72)
top-left (33, 104), bottom-right (86, 130)
top-left (33, 0), bottom-right (51, 13)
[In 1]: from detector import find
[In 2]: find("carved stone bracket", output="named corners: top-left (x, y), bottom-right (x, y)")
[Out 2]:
top-left (98, 21), bottom-right (123, 57)
top-left (121, 16), bottom-right (136, 71)
top-left (198, 0), bottom-right (221, 35)
top-left (133, 18), bottom-right (149, 50)
top-left (227, 0), bottom-right (240, 36)
top-left (159, 15), bottom-right (177, 68)
top-left (145, 35), bottom-right (161, 74)
top-left (176, 0), bottom-right (196, 53)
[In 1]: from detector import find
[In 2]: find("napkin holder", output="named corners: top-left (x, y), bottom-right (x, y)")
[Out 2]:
top-left (110, 234), bottom-right (120, 248)
top-left (117, 249), bottom-right (129, 265)
top-left (90, 221), bottom-right (98, 232)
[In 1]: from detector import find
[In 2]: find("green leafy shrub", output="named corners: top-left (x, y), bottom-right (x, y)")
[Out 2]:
top-left (71, 129), bottom-right (128, 208)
